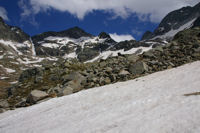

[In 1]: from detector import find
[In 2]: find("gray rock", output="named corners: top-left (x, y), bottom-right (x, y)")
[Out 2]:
top-left (109, 74), bottom-right (116, 82)
top-left (64, 80), bottom-right (82, 93)
top-left (105, 67), bottom-right (113, 73)
top-left (15, 98), bottom-right (26, 108)
top-left (105, 77), bottom-right (111, 84)
top-left (26, 90), bottom-right (48, 104)
top-left (99, 77), bottom-right (105, 85)
top-left (62, 72), bottom-right (86, 84)
top-left (171, 46), bottom-right (180, 50)
top-left (0, 108), bottom-right (6, 113)
top-left (143, 50), bottom-right (155, 58)
top-left (154, 46), bottom-right (164, 52)
top-left (194, 47), bottom-right (200, 53)
top-left (148, 60), bottom-right (159, 65)
top-left (64, 62), bottom-right (71, 68)
top-left (62, 86), bottom-right (74, 96)
top-left (99, 61), bottom-right (107, 67)
top-left (0, 100), bottom-right (9, 108)
top-left (129, 61), bottom-right (148, 75)
top-left (48, 85), bottom-right (62, 94)
top-left (119, 70), bottom-right (130, 75)
top-left (19, 67), bottom-right (43, 82)
top-left (126, 55), bottom-right (140, 62)
top-left (49, 84), bottom-right (74, 96)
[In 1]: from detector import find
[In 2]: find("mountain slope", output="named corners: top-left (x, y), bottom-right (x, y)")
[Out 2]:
top-left (1, 61), bottom-right (200, 133)
top-left (31, 27), bottom-right (156, 62)
top-left (142, 2), bottom-right (200, 40)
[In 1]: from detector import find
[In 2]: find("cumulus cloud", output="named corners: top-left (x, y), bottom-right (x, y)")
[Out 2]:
top-left (18, 0), bottom-right (39, 27)
top-left (20, 0), bottom-right (199, 22)
top-left (21, 0), bottom-right (199, 22)
top-left (109, 33), bottom-right (135, 42)
top-left (18, 0), bottom-right (32, 17)
top-left (0, 7), bottom-right (9, 21)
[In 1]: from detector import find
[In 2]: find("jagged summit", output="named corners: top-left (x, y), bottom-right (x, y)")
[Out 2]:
top-left (98, 32), bottom-right (111, 39)
top-left (59, 26), bottom-right (93, 39)
top-left (0, 17), bottom-right (30, 43)
top-left (142, 2), bottom-right (200, 40)
top-left (32, 26), bottom-right (93, 44)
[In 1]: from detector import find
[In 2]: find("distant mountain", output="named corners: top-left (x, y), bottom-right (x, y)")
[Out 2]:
top-left (32, 26), bottom-right (93, 44)
top-left (0, 2), bottom-right (200, 112)
top-left (0, 17), bottom-right (29, 43)
top-left (142, 2), bottom-right (200, 40)
top-left (0, 18), bottom-right (160, 88)
top-left (1, 2), bottom-right (200, 88)
top-left (31, 27), bottom-right (155, 62)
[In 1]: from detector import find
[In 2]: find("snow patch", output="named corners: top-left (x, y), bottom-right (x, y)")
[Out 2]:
top-left (0, 40), bottom-right (32, 55)
top-left (42, 43), bottom-right (60, 49)
top-left (0, 61), bottom-right (200, 133)
top-left (86, 46), bottom-right (152, 63)
top-left (4, 68), bottom-right (16, 73)
top-left (0, 77), bottom-right (9, 80)
top-left (63, 52), bottom-right (77, 59)
top-left (0, 54), bottom-right (4, 59)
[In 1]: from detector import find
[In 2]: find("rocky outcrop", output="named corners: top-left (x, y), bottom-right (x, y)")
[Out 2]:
top-left (32, 26), bottom-right (93, 44)
top-left (4, 27), bottom-right (200, 110)
top-left (129, 61), bottom-right (148, 75)
top-left (26, 90), bottom-right (48, 104)
top-left (0, 17), bottom-right (30, 43)
top-left (193, 17), bottom-right (200, 28)
top-left (142, 2), bottom-right (200, 40)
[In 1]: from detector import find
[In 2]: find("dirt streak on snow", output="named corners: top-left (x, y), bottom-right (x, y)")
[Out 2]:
top-left (0, 62), bottom-right (200, 133)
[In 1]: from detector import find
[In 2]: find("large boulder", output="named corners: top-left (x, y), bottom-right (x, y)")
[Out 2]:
top-left (62, 72), bottom-right (86, 85)
top-left (143, 50), bottom-right (155, 58)
top-left (65, 80), bottom-right (82, 93)
top-left (19, 67), bottom-right (44, 82)
top-left (26, 90), bottom-right (48, 104)
top-left (0, 100), bottom-right (9, 108)
top-left (126, 55), bottom-right (140, 63)
top-left (129, 61), bottom-right (149, 75)
top-left (119, 69), bottom-right (130, 76)
top-left (48, 85), bottom-right (74, 97)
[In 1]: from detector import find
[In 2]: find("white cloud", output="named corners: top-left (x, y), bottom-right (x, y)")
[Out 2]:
top-left (21, 0), bottom-right (199, 22)
top-left (18, 0), bottom-right (32, 17)
top-left (18, 0), bottom-right (39, 27)
top-left (0, 7), bottom-right (9, 21)
top-left (109, 33), bottom-right (135, 42)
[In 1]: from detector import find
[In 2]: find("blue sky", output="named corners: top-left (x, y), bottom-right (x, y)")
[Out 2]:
top-left (0, 0), bottom-right (199, 40)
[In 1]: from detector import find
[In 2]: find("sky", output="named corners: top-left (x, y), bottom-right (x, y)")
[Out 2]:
top-left (0, 0), bottom-right (199, 40)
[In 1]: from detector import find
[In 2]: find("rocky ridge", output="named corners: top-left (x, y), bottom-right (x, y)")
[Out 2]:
top-left (142, 2), bottom-right (200, 40)
top-left (0, 17), bottom-right (163, 91)
top-left (1, 2), bottom-right (200, 112)
top-left (0, 26), bottom-right (199, 112)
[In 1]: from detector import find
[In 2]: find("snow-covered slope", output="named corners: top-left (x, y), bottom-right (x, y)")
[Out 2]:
top-left (1, 61), bottom-right (200, 133)
top-left (152, 18), bottom-right (197, 40)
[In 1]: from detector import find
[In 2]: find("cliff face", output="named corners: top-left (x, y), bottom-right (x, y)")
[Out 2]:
top-left (142, 2), bottom-right (200, 40)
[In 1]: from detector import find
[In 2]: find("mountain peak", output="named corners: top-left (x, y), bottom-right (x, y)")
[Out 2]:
top-left (60, 26), bottom-right (93, 39)
top-left (98, 32), bottom-right (111, 39)
top-left (0, 17), bottom-right (4, 23)
top-left (141, 2), bottom-right (200, 40)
